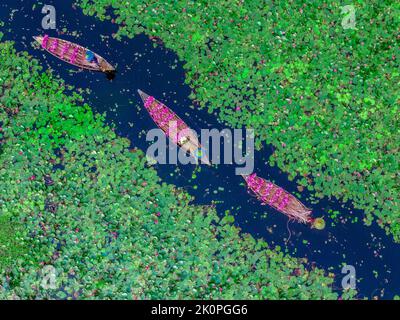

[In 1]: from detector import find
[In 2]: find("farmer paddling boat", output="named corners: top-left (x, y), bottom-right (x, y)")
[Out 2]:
top-left (138, 89), bottom-right (210, 165)
top-left (33, 35), bottom-right (115, 78)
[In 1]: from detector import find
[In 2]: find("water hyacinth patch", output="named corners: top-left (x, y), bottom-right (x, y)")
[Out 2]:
top-left (0, 214), bottom-right (27, 271)
top-left (77, 0), bottom-right (399, 241)
top-left (0, 40), bottom-right (341, 299)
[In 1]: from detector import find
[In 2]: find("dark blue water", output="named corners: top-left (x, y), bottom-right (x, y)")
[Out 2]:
top-left (1, 0), bottom-right (399, 299)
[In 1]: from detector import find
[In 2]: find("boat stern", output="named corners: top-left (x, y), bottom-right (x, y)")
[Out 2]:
top-left (104, 61), bottom-right (116, 72)
top-left (33, 36), bottom-right (43, 44)
top-left (200, 156), bottom-right (211, 166)
top-left (97, 57), bottom-right (116, 73)
top-left (137, 89), bottom-right (151, 104)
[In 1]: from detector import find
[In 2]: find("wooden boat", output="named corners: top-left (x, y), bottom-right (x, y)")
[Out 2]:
top-left (138, 89), bottom-right (211, 165)
top-left (33, 35), bottom-right (115, 77)
top-left (242, 173), bottom-right (324, 228)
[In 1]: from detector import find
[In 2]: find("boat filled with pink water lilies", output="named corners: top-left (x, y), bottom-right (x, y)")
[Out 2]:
top-left (33, 35), bottom-right (115, 77)
top-left (138, 89), bottom-right (210, 165)
top-left (242, 173), bottom-right (325, 229)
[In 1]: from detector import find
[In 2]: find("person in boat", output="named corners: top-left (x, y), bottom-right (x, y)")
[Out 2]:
top-left (86, 50), bottom-right (99, 66)
top-left (86, 49), bottom-right (115, 79)
top-left (86, 50), bottom-right (109, 72)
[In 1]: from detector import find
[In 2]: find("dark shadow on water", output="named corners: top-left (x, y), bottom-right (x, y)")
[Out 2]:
top-left (105, 70), bottom-right (116, 81)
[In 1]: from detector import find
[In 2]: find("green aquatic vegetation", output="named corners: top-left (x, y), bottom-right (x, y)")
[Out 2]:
top-left (0, 40), bottom-right (339, 299)
top-left (77, 0), bottom-right (399, 241)
top-left (0, 215), bottom-right (27, 270)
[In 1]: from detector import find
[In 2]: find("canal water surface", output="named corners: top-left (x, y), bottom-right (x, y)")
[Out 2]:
top-left (1, 0), bottom-right (399, 299)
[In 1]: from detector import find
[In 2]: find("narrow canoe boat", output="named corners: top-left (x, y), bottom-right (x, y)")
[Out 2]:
top-left (242, 173), bottom-right (325, 229)
top-left (138, 89), bottom-right (211, 165)
top-left (33, 35), bottom-right (115, 77)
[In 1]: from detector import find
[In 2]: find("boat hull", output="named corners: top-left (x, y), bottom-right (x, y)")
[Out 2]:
top-left (138, 90), bottom-right (210, 165)
top-left (33, 35), bottom-right (115, 73)
top-left (242, 173), bottom-right (312, 224)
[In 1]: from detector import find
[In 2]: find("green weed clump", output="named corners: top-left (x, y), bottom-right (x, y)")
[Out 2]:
top-left (0, 41), bottom-right (341, 299)
top-left (77, 0), bottom-right (399, 241)
top-left (0, 215), bottom-right (26, 271)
